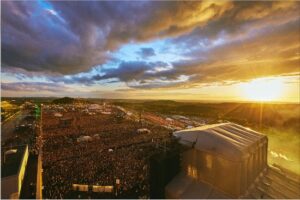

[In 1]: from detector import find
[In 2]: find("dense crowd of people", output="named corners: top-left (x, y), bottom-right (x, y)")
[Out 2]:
top-left (42, 104), bottom-right (176, 199)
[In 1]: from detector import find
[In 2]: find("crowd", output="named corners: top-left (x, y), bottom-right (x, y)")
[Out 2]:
top-left (42, 105), bottom-right (175, 199)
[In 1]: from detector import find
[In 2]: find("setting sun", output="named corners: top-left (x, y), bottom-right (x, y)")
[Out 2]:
top-left (242, 78), bottom-right (284, 102)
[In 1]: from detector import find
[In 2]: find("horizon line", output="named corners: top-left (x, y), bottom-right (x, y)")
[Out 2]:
top-left (1, 96), bottom-right (299, 104)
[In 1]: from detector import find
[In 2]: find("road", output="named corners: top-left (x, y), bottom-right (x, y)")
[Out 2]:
top-left (1, 109), bottom-right (30, 144)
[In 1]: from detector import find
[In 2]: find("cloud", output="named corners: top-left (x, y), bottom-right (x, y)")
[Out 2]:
top-left (127, 75), bottom-right (191, 89)
top-left (1, 82), bottom-right (68, 92)
top-left (1, 66), bottom-right (61, 80)
top-left (234, 1), bottom-right (297, 21)
top-left (1, 1), bottom-right (299, 92)
top-left (43, 60), bottom-right (190, 89)
top-left (2, 1), bottom-right (109, 75)
top-left (23, 11), bottom-right (299, 90)
top-left (102, 12), bottom-right (299, 90)
top-left (2, 1), bottom-right (233, 75)
top-left (93, 61), bottom-right (170, 82)
top-left (137, 48), bottom-right (156, 58)
top-left (150, 2), bottom-right (300, 88)
top-left (171, 1), bottom-right (300, 51)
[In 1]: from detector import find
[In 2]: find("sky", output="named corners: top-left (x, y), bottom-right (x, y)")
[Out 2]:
top-left (1, 1), bottom-right (300, 102)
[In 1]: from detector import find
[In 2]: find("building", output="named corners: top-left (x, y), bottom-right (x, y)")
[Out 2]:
top-left (165, 123), bottom-right (300, 199)
top-left (165, 123), bottom-right (265, 198)
top-left (1, 145), bottom-right (29, 199)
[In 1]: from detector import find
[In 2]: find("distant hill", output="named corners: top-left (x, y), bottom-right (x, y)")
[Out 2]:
top-left (145, 100), bottom-right (177, 105)
top-left (52, 97), bottom-right (89, 104)
top-left (114, 100), bottom-right (300, 130)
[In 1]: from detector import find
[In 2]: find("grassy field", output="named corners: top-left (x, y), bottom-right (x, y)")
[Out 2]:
top-left (264, 127), bottom-right (300, 175)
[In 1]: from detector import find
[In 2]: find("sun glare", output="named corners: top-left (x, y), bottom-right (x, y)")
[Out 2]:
top-left (242, 78), bottom-right (284, 102)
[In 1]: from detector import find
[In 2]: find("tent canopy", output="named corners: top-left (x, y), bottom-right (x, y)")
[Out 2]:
top-left (174, 123), bottom-right (267, 161)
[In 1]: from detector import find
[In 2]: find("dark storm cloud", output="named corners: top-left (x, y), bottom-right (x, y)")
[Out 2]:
top-left (137, 48), bottom-right (156, 58)
top-left (2, 1), bottom-right (107, 74)
top-left (1, 1), bottom-right (232, 75)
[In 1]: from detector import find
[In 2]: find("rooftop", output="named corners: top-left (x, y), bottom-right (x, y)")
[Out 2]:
top-left (1, 145), bottom-right (27, 178)
top-left (174, 123), bottom-right (267, 161)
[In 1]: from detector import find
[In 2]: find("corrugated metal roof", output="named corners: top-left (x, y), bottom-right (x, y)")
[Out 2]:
top-left (244, 165), bottom-right (300, 199)
top-left (174, 123), bottom-right (267, 161)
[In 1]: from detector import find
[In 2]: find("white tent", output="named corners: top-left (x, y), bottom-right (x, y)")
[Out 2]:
top-left (137, 128), bottom-right (151, 134)
top-left (54, 112), bottom-right (63, 117)
top-left (167, 123), bottom-right (268, 198)
top-left (101, 111), bottom-right (111, 115)
top-left (88, 104), bottom-right (102, 110)
top-left (166, 117), bottom-right (173, 122)
top-left (77, 136), bottom-right (93, 143)
top-left (4, 149), bottom-right (17, 155)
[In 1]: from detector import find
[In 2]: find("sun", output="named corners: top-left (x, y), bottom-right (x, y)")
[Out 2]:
top-left (242, 78), bottom-right (284, 102)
